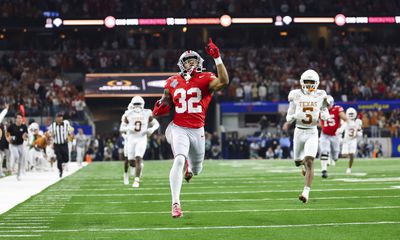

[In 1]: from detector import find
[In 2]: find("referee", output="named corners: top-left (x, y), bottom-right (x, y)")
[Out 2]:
top-left (48, 113), bottom-right (73, 177)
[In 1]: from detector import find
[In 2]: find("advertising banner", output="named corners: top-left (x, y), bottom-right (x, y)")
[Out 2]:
top-left (84, 73), bottom-right (174, 98)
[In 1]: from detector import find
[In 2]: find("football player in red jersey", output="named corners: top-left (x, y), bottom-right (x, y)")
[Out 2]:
top-left (319, 95), bottom-right (347, 178)
top-left (153, 38), bottom-right (229, 218)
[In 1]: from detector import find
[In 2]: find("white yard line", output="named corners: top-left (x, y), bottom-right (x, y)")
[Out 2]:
top-left (0, 223), bottom-right (44, 225)
top-left (43, 182), bottom-right (400, 192)
top-left (0, 235), bottom-right (41, 237)
top-left (35, 187), bottom-right (400, 197)
top-left (18, 195), bottom-right (400, 205)
top-left (0, 226), bottom-right (49, 229)
top-left (18, 206), bottom-right (399, 216)
top-left (0, 221), bottom-right (398, 233)
top-left (0, 163), bottom-right (85, 215)
top-left (73, 173), bottom-right (370, 183)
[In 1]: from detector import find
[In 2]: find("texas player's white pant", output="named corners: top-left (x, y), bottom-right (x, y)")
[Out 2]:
top-left (123, 135), bottom-right (128, 158)
top-left (126, 134), bottom-right (147, 159)
top-left (29, 148), bottom-right (49, 171)
top-left (166, 122), bottom-right (205, 175)
top-left (293, 127), bottom-right (319, 161)
top-left (341, 139), bottom-right (357, 155)
top-left (319, 133), bottom-right (341, 161)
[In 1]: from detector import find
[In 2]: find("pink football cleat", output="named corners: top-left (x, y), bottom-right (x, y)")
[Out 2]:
top-left (172, 203), bottom-right (183, 218)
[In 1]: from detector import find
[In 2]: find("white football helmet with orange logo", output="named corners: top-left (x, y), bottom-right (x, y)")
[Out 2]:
top-left (130, 96), bottom-right (145, 113)
top-left (300, 69), bottom-right (320, 94)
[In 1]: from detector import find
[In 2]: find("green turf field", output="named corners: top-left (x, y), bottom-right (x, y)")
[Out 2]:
top-left (1, 158), bottom-right (399, 240)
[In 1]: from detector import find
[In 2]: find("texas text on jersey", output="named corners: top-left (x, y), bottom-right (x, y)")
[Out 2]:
top-left (165, 72), bottom-right (216, 128)
top-left (320, 105), bottom-right (344, 136)
top-left (288, 89), bottom-right (328, 128)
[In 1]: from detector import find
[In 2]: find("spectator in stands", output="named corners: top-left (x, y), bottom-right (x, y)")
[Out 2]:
top-left (249, 141), bottom-right (260, 159)
top-left (279, 133), bottom-right (291, 159)
top-left (265, 147), bottom-right (275, 159)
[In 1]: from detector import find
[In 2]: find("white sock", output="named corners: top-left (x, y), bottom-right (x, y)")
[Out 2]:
top-left (302, 186), bottom-right (310, 198)
top-left (169, 155), bottom-right (185, 205)
top-left (321, 160), bottom-right (328, 171)
top-left (140, 163), bottom-right (144, 177)
top-left (134, 177), bottom-right (140, 182)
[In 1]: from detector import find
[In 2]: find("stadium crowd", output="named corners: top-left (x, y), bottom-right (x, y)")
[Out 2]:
top-left (1, 0), bottom-right (400, 18)
top-left (0, 52), bottom-right (87, 121)
top-left (2, 32), bottom-right (400, 103)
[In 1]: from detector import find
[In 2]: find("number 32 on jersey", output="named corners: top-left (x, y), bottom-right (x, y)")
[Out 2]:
top-left (174, 88), bottom-right (202, 113)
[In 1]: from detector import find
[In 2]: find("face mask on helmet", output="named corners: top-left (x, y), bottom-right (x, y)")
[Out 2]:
top-left (177, 50), bottom-right (205, 81)
top-left (301, 79), bottom-right (318, 93)
top-left (130, 96), bottom-right (145, 113)
top-left (133, 102), bottom-right (143, 112)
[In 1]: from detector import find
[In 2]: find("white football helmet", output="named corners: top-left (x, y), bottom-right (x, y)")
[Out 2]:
top-left (177, 50), bottom-right (205, 80)
top-left (326, 95), bottom-right (334, 108)
top-left (130, 96), bottom-right (145, 112)
top-left (346, 107), bottom-right (357, 120)
top-left (300, 69), bottom-right (320, 94)
top-left (29, 122), bottom-right (39, 133)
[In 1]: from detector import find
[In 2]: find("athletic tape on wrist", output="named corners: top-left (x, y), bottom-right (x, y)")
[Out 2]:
top-left (214, 57), bottom-right (223, 65)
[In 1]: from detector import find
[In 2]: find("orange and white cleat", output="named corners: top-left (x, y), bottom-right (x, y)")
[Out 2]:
top-left (172, 203), bottom-right (183, 218)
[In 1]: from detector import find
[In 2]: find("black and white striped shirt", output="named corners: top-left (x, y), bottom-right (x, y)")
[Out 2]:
top-left (48, 120), bottom-right (71, 145)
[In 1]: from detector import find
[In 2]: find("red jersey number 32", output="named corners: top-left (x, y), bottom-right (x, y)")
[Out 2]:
top-left (174, 88), bottom-right (202, 113)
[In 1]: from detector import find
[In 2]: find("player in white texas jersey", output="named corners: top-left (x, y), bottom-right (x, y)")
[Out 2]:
top-left (120, 103), bottom-right (134, 185)
top-left (286, 69), bottom-right (330, 203)
top-left (336, 107), bottom-right (362, 174)
top-left (120, 96), bottom-right (159, 188)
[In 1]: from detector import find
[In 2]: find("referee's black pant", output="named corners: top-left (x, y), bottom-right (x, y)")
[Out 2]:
top-left (54, 143), bottom-right (69, 175)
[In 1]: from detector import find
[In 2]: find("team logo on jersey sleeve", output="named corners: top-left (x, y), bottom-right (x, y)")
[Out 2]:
top-left (171, 79), bottom-right (178, 88)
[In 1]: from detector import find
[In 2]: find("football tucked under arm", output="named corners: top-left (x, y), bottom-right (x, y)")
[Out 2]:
top-left (153, 100), bottom-right (171, 117)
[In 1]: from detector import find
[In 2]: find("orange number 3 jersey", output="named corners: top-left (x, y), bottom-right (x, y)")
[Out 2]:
top-left (165, 72), bottom-right (216, 128)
